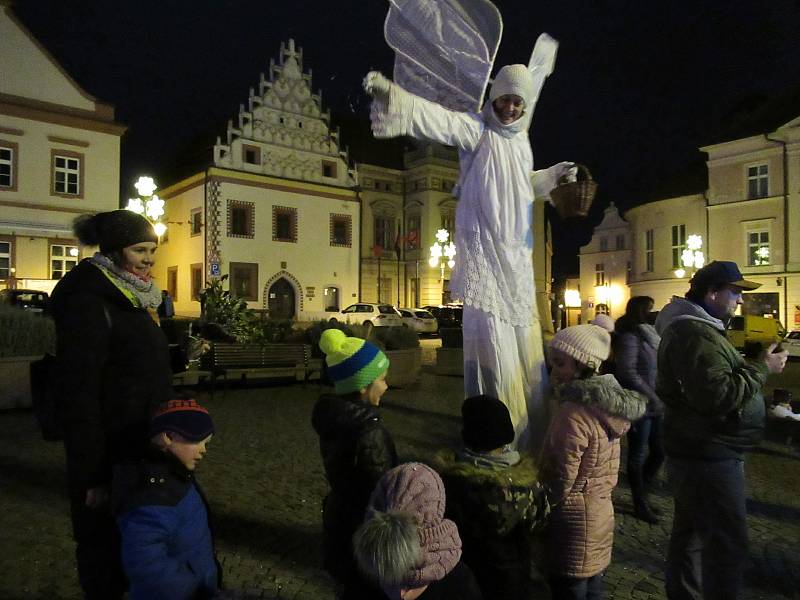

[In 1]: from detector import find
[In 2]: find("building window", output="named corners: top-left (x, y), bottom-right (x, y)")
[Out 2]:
top-left (167, 266), bottom-right (178, 301)
top-left (616, 234), bottom-right (625, 250)
top-left (330, 214), bottom-right (352, 247)
top-left (595, 263), bottom-right (605, 286)
top-left (747, 230), bottom-right (770, 266)
top-left (50, 244), bottom-right (79, 279)
top-left (409, 277), bottom-right (419, 307)
top-left (645, 229), bottom-right (654, 272)
top-left (442, 179), bottom-right (456, 193)
top-left (0, 141), bottom-right (18, 191)
top-left (671, 224), bottom-right (686, 269)
top-left (441, 211), bottom-right (455, 240)
top-left (324, 286), bottom-right (340, 311)
top-left (626, 261), bottom-right (632, 284)
top-left (242, 144), bottom-right (261, 165)
top-left (227, 200), bottom-right (254, 238)
top-left (379, 277), bottom-right (392, 305)
top-left (273, 206), bottom-right (297, 242)
top-left (229, 262), bottom-right (258, 300)
top-left (0, 241), bottom-right (11, 279)
top-left (191, 263), bottom-right (203, 300)
top-left (190, 208), bottom-right (203, 237)
top-left (51, 150), bottom-right (83, 197)
top-left (406, 214), bottom-right (420, 249)
top-left (322, 160), bottom-right (337, 178)
top-left (599, 237), bottom-right (608, 252)
top-left (374, 216), bottom-right (394, 250)
top-left (747, 164), bottom-right (768, 199)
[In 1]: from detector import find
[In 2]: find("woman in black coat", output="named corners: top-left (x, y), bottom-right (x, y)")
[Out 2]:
top-left (50, 210), bottom-right (173, 599)
top-left (614, 295), bottom-right (664, 524)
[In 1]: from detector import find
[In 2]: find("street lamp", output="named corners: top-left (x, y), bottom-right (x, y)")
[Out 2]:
top-left (674, 234), bottom-right (705, 279)
top-left (126, 176), bottom-right (167, 237)
top-left (428, 229), bottom-right (456, 281)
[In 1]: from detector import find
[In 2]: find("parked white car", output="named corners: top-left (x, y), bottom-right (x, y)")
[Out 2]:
top-left (329, 303), bottom-right (403, 328)
top-left (783, 331), bottom-right (800, 358)
top-left (398, 308), bottom-right (438, 335)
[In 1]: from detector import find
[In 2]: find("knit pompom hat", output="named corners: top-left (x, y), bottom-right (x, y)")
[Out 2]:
top-left (73, 210), bottom-right (158, 253)
top-left (461, 395), bottom-right (514, 452)
top-left (149, 399), bottom-right (214, 442)
top-left (489, 64), bottom-right (534, 105)
top-left (320, 329), bottom-right (389, 395)
top-left (363, 463), bottom-right (461, 588)
top-left (549, 324), bottom-right (611, 371)
top-left (589, 313), bottom-right (615, 333)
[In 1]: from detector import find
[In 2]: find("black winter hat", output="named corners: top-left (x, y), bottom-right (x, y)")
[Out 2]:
top-left (461, 395), bottom-right (514, 452)
top-left (73, 209), bottom-right (158, 253)
top-left (149, 399), bottom-right (214, 442)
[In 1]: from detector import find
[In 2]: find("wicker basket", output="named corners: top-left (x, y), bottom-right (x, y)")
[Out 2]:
top-left (551, 163), bottom-right (597, 219)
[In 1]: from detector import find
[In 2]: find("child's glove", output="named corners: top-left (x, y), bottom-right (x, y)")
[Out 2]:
top-left (363, 71), bottom-right (393, 100)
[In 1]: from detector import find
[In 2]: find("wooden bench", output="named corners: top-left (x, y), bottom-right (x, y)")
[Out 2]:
top-left (201, 343), bottom-right (316, 397)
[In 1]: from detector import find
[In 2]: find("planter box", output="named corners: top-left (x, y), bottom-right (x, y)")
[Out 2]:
top-left (435, 347), bottom-right (464, 376)
top-left (385, 347), bottom-right (422, 388)
top-left (0, 355), bottom-right (41, 410)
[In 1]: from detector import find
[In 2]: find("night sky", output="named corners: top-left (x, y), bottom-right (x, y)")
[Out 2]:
top-left (12, 0), bottom-right (800, 276)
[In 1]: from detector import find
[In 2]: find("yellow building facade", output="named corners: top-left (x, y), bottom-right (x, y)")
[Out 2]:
top-left (0, 4), bottom-right (124, 292)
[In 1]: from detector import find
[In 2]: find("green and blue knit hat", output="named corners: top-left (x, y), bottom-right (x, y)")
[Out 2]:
top-left (320, 329), bottom-right (389, 395)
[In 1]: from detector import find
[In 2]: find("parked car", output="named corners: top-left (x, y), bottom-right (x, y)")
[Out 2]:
top-left (329, 303), bottom-right (403, 328)
top-left (783, 331), bottom-right (800, 359)
top-left (727, 314), bottom-right (786, 352)
top-left (0, 289), bottom-right (50, 314)
top-left (423, 304), bottom-right (463, 329)
top-left (398, 308), bottom-right (438, 335)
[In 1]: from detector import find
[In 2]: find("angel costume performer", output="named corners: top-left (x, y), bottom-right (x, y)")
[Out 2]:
top-left (365, 10), bottom-right (573, 449)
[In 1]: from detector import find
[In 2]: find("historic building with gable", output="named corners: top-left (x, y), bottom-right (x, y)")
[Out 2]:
top-left (577, 115), bottom-right (800, 330)
top-left (154, 40), bottom-right (360, 319)
top-left (0, 3), bottom-right (124, 292)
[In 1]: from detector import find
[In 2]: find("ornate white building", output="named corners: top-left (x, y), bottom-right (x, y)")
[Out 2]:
top-left (154, 40), bottom-right (360, 319)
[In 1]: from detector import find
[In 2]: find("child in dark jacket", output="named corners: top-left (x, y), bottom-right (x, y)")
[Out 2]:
top-left (112, 399), bottom-right (220, 600)
top-left (436, 395), bottom-right (549, 600)
top-left (311, 329), bottom-right (398, 597)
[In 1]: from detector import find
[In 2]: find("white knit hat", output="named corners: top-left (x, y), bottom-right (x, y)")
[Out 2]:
top-left (550, 325), bottom-right (611, 370)
top-left (589, 314), bottom-right (615, 333)
top-left (489, 64), bottom-right (534, 104)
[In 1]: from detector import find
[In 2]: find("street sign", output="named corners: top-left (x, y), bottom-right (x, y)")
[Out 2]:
top-left (210, 262), bottom-right (220, 277)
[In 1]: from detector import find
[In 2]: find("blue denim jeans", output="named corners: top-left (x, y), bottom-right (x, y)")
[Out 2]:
top-left (548, 572), bottom-right (604, 600)
top-left (665, 457), bottom-right (748, 600)
top-left (627, 415), bottom-right (665, 503)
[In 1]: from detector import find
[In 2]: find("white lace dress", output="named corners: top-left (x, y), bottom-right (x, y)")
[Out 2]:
top-left (371, 85), bottom-right (560, 449)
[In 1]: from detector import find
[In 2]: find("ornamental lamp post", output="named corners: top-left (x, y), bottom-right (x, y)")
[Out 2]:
top-left (674, 234), bottom-right (705, 279)
top-left (428, 228), bottom-right (456, 282)
top-left (126, 176), bottom-right (167, 238)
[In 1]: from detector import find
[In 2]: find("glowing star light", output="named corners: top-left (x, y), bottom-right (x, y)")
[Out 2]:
top-left (126, 197), bottom-right (145, 214)
top-left (134, 176), bottom-right (157, 197)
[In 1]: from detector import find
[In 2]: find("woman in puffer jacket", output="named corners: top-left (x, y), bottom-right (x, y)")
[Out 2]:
top-left (540, 325), bottom-right (646, 600)
top-left (614, 296), bottom-right (664, 524)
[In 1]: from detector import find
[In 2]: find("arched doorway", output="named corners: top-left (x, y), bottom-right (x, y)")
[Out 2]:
top-left (268, 278), bottom-right (296, 320)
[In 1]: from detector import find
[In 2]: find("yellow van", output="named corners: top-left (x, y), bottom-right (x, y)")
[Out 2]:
top-left (727, 315), bottom-right (786, 352)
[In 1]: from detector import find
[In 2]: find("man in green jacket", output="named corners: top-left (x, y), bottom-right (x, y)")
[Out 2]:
top-left (655, 261), bottom-right (787, 599)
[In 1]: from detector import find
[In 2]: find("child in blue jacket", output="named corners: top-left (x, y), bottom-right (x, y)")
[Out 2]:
top-left (112, 398), bottom-right (220, 600)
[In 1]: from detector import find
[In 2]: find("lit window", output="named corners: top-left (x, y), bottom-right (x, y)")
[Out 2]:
top-left (748, 231), bottom-right (770, 266)
top-left (324, 286), bottom-right (340, 312)
top-left (0, 241), bottom-right (11, 279)
top-left (671, 224), bottom-right (686, 269)
top-left (747, 165), bottom-right (768, 199)
top-left (595, 263), bottom-right (605, 286)
top-left (50, 244), bottom-right (79, 279)
top-left (0, 143), bottom-right (17, 190)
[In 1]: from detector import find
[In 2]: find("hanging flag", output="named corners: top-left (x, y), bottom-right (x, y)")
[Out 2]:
top-left (394, 226), bottom-right (403, 260)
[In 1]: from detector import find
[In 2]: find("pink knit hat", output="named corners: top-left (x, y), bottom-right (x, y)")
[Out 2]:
top-left (550, 324), bottom-right (611, 371)
top-left (366, 463), bottom-right (461, 587)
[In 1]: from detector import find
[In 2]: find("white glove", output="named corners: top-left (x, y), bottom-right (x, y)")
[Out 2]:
top-left (363, 71), bottom-right (392, 100)
top-left (551, 161), bottom-right (577, 183)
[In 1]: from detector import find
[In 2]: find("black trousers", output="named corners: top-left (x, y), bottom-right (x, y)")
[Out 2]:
top-left (68, 476), bottom-right (126, 599)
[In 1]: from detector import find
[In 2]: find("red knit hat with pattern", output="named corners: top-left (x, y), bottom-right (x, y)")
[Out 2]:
top-left (149, 399), bottom-right (214, 442)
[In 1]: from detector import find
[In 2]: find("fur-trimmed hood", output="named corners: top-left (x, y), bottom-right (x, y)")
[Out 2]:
top-left (434, 450), bottom-right (540, 490)
top-left (555, 374), bottom-right (646, 435)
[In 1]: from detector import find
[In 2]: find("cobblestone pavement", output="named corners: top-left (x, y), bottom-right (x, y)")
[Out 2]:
top-left (2, 349), bottom-right (799, 599)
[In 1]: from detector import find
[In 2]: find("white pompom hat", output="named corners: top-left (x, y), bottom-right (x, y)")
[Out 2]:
top-left (489, 64), bottom-right (534, 105)
top-left (549, 325), bottom-right (611, 371)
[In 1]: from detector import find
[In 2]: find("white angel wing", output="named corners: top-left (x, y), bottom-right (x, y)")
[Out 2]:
top-left (384, 0), bottom-right (502, 113)
top-left (525, 32), bottom-right (559, 116)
